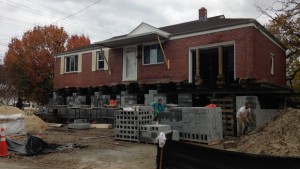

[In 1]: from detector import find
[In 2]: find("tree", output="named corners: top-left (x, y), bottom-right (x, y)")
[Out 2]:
top-left (4, 25), bottom-right (90, 104)
top-left (257, 0), bottom-right (300, 88)
top-left (66, 34), bottom-right (90, 51)
top-left (0, 65), bottom-right (17, 105)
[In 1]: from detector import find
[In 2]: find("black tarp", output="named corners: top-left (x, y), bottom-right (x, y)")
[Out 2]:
top-left (6, 135), bottom-right (83, 156)
top-left (162, 140), bottom-right (300, 169)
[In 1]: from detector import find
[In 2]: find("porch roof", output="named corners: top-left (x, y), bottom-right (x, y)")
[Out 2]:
top-left (95, 32), bottom-right (169, 48)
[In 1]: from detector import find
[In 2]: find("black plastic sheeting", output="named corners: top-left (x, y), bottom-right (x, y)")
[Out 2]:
top-left (6, 135), bottom-right (83, 156)
top-left (162, 140), bottom-right (300, 169)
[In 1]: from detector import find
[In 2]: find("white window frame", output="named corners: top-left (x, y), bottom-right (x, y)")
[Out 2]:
top-left (65, 55), bottom-right (78, 73)
top-left (96, 51), bottom-right (105, 70)
top-left (143, 43), bottom-right (164, 65)
top-left (271, 53), bottom-right (275, 75)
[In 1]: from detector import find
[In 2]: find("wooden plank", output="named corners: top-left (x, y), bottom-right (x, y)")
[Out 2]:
top-left (208, 140), bottom-right (222, 146)
top-left (47, 123), bottom-right (64, 128)
top-left (222, 109), bottom-right (234, 113)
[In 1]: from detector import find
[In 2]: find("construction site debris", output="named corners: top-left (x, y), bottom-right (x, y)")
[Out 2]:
top-left (0, 106), bottom-right (47, 134)
top-left (0, 106), bottom-right (22, 115)
top-left (25, 114), bottom-right (47, 133)
top-left (236, 108), bottom-right (300, 157)
top-left (90, 124), bottom-right (112, 129)
top-left (46, 123), bottom-right (64, 128)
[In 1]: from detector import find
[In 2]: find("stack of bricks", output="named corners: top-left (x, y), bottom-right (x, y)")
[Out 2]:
top-left (159, 107), bottom-right (223, 143)
top-left (120, 91), bottom-right (137, 106)
top-left (159, 107), bottom-right (183, 131)
top-left (140, 124), bottom-right (172, 143)
top-left (115, 110), bottom-right (152, 142)
top-left (181, 107), bottom-right (223, 143)
top-left (144, 90), bottom-right (166, 106)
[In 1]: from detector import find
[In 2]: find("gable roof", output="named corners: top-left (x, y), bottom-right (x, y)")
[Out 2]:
top-left (159, 15), bottom-right (252, 36)
top-left (95, 22), bottom-right (170, 48)
top-left (95, 15), bottom-right (285, 50)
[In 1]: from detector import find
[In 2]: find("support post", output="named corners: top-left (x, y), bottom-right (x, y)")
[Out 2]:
top-left (194, 49), bottom-right (202, 87)
top-left (100, 46), bottom-right (111, 75)
top-left (157, 35), bottom-right (170, 69)
top-left (217, 46), bottom-right (225, 87)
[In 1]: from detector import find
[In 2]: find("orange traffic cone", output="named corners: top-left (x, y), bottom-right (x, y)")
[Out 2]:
top-left (0, 128), bottom-right (9, 156)
top-left (36, 125), bottom-right (44, 138)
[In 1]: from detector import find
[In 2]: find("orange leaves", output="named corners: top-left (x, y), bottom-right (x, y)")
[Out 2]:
top-left (3, 25), bottom-right (69, 103)
top-left (66, 34), bottom-right (90, 51)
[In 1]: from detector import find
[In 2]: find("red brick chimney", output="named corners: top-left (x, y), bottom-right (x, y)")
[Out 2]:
top-left (199, 7), bottom-right (207, 21)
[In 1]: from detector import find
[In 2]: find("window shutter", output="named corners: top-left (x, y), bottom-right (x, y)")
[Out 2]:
top-left (92, 51), bottom-right (96, 71)
top-left (78, 53), bottom-right (82, 72)
top-left (60, 56), bottom-right (64, 74)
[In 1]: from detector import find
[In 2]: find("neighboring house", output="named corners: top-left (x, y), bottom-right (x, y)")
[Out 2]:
top-left (53, 7), bottom-right (290, 135)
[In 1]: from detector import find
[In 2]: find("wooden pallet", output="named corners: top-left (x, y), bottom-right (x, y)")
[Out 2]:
top-left (211, 97), bottom-right (236, 136)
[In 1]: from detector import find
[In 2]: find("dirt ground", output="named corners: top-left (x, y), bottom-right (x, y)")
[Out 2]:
top-left (235, 108), bottom-right (300, 157)
top-left (0, 127), bottom-right (157, 169)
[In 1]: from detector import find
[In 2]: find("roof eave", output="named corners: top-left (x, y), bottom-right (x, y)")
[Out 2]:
top-left (95, 32), bottom-right (170, 48)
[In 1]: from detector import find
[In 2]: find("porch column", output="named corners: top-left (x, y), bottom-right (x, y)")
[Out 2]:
top-left (194, 49), bottom-right (203, 87)
top-left (217, 46), bottom-right (225, 87)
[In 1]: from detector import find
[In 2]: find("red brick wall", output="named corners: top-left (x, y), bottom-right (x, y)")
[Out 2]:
top-left (252, 29), bottom-right (286, 86)
top-left (54, 26), bottom-right (286, 89)
top-left (54, 49), bottom-right (123, 89)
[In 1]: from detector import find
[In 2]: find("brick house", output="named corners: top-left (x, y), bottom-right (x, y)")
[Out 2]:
top-left (53, 7), bottom-right (289, 135)
top-left (54, 7), bottom-right (287, 99)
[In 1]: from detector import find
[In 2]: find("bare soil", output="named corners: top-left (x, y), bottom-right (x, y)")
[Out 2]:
top-left (235, 108), bottom-right (300, 157)
top-left (0, 127), bottom-right (156, 169)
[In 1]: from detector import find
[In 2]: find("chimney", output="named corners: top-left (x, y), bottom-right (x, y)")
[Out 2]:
top-left (199, 7), bottom-right (207, 21)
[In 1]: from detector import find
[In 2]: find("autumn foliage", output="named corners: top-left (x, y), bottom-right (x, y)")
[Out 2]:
top-left (4, 25), bottom-right (90, 104)
top-left (66, 34), bottom-right (90, 51)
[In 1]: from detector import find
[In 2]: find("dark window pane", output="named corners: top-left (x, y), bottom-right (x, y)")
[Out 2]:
top-left (66, 57), bottom-right (70, 72)
top-left (98, 61), bottom-right (104, 69)
top-left (157, 46), bottom-right (164, 63)
top-left (75, 55), bottom-right (78, 71)
top-left (144, 45), bottom-right (150, 64)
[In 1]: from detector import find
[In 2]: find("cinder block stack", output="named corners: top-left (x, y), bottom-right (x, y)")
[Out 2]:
top-left (178, 94), bottom-right (193, 107)
top-left (115, 110), bottom-right (152, 142)
top-left (145, 90), bottom-right (157, 105)
top-left (181, 107), bottom-right (223, 143)
top-left (68, 119), bottom-right (91, 129)
top-left (139, 124), bottom-right (172, 143)
top-left (159, 107), bottom-right (183, 131)
top-left (120, 91), bottom-right (137, 106)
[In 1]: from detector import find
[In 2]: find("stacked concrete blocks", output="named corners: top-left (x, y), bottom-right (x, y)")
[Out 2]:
top-left (120, 91), bottom-right (137, 106)
top-left (139, 124), bottom-right (172, 143)
top-left (181, 107), bottom-right (223, 143)
top-left (178, 94), bottom-right (193, 107)
top-left (159, 107), bottom-right (183, 131)
top-left (115, 110), bottom-right (152, 142)
top-left (68, 119), bottom-right (91, 129)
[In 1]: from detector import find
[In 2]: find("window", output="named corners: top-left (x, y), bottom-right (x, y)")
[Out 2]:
top-left (143, 44), bottom-right (164, 65)
top-left (270, 53), bottom-right (275, 75)
top-left (65, 55), bottom-right (78, 72)
top-left (97, 51), bottom-right (105, 70)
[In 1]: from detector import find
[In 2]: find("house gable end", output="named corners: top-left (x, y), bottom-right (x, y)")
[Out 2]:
top-left (128, 22), bottom-right (170, 37)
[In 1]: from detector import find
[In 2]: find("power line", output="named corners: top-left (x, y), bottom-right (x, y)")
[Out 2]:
top-left (24, 0), bottom-right (123, 34)
top-left (2, 0), bottom-right (113, 37)
top-left (53, 0), bottom-right (103, 24)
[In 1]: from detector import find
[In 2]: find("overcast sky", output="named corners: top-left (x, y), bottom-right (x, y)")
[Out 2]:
top-left (0, 0), bottom-right (276, 63)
